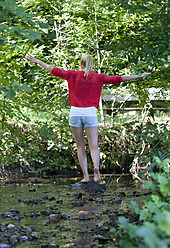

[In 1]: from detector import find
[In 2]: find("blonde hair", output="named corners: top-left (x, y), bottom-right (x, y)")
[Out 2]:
top-left (81, 55), bottom-right (93, 76)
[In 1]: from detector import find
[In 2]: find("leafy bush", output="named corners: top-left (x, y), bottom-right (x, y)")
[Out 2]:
top-left (136, 123), bottom-right (169, 164)
top-left (129, 122), bottom-right (169, 179)
top-left (98, 122), bottom-right (136, 173)
top-left (110, 157), bottom-right (170, 248)
top-left (0, 121), bottom-right (78, 175)
top-left (1, 115), bottom-right (169, 176)
top-left (98, 121), bottom-right (169, 175)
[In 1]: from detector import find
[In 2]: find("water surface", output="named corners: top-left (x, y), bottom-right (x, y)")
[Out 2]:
top-left (0, 175), bottom-right (147, 248)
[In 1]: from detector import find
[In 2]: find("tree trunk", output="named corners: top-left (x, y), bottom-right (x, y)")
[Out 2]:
top-left (130, 84), bottom-right (155, 180)
top-left (94, 6), bottom-right (105, 127)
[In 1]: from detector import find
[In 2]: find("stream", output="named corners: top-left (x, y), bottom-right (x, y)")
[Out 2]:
top-left (0, 174), bottom-right (149, 248)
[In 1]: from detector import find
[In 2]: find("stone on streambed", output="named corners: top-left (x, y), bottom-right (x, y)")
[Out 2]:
top-left (30, 232), bottom-right (41, 239)
top-left (71, 182), bottom-right (86, 189)
top-left (3, 212), bottom-right (15, 218)
top-left (29, 186), bottom-right (36, 192)
top-left (7, 224), bottom-right (15, 229)
top-left (41, 243), bottom-right (59, 248)
top-left (94, 235), bottom-right (112, 244)
top-left (17, 236), bottom-right (28, 242)
top-left (71, 180), bottom-right (107, 192)
top-left (85, 181), bottom-right (107, 192)
top-left (26, 227), bottom-right (32, 234)
top-left (9, 236), bottom-right (18, 245)
top-left (48, 242), bottom-right (59, 248)
top-left (0, 245), bottom-right (12, 248)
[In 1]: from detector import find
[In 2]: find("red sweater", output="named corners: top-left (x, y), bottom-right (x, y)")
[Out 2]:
top-left (51, 68), bottom-right (122, 109)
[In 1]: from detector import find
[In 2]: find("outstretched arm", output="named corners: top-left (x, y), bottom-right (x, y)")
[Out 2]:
top-left (122, 73), bottom-right (151, 82)
top-left (26, 54), bottom-right (53, 72)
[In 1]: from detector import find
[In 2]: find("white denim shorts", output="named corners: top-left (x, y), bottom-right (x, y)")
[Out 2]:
top-left (69, 116), bottom-right (98, 128)
top-left (69, 106), bottom-right (98, 128)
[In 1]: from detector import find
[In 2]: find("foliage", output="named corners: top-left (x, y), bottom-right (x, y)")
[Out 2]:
top-left (0, 0), bottom-right (169, 174)
top-left (98, 121), bottom-right (136, 173)
top-left (98, 120), bottom-right (169, 174)
top-left (0, 0), bottom-right (40, 45)
top-left (0, 120), bottom-right (77, 174)
top-left (129, 122), bottom-right (170, 178)
top-left (0, 0), bottom-right (49, 135)
top-left (1, 109), bottom-right (169, 175)
top-left (114, 157), bottom-right (170, 248)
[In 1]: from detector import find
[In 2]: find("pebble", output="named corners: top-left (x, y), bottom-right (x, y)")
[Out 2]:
top-left (0, 225), bottom-right (5, 232)
top-left (31, 232), bottom-right (40, 239)
top-left (0, 244), bottom-right (12, 248)
top-left (27, 227), bottom-right (32, 234)
top-left (49, 197), bottom-right (56, 201)
top-left (7, 224), bottom-right (15, 229)
top-left (9, 236), bottom-right (18, 245)
top-left (3, 212), bottom-right (15, 218)
top-left (61, 214), bottom-right (69, 220)
top-left (17, 236), bottom-right (28, 242)
top-left (95, 198), bottom-right (104, 205)
top-left (71, 182), bottom-right (85, 188)
top-left (48, 242), bottom-right (59, 248)
top-left (76, 193), bottom-right (83, 199)
top-left (41, 211), bottom-right (49, 216)
top-left (29, 186), bottom-right (36, 192)
top-left (49, 215), bottom-right (61, 223)
top-left (70, 201), bottom-right (85, 207)
top-left (78, 217), bottom-right (91, 220)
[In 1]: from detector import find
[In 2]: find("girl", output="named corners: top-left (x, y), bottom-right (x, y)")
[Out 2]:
top-left (27, 54), bottom-right (150, 183)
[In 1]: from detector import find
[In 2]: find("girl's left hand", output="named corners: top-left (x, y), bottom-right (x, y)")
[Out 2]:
top-left (26, 54), bottom-right (38, 63)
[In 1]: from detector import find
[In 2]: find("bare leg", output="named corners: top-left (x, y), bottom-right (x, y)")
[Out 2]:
top-left (85, 127), bottom-right (101, 183)
top-left (70, 126), bottom-right (89, 182)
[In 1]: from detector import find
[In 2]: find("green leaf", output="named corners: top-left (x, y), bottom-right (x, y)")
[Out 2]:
top-left (118, 216), bottom-right (129, 230)
top-left (139, 210), bottom-right (151, 221)
top-left (18, 85), bottom-right (33, 92)
top-left (0, 39), bottom-right (6, 46)
top-left (151, 195), bottom-right (161, 207)
top-left (12, 82), bottom-right (33, 91)
top-left (119, 216), bottom-right (138, 238)
top-left (145, 201), bottom-right (159, 214)
top-left (136, 223), bottom-right (160, 248)
top-left (4, 90), bottom-right (16, 98)
top-left (0, 24), bottom-right (9, 32)
top-left (0, 85), bottom-right (5, 91)
top-left (153, 156), bottom-right (161, 164)
top-left (159, 158), bottom-right (170, 172)
top-left (39, 23), bottom-right (50, 29)
top-left (157, 174), bottom-right (168, 186)
top-left (130, 201), bottom-right (141, 215)
top-left (144, 180), bottom-right (156, 191)
top-left (156, 211), bottom-right (170, 235)
top-left (138, 70), bottom-right (142, 76)
top-left (110, 227), bottom-right (116, 233)
top-left (26, 30), bottom-right (41, 40)
top-left (160, 184), bottom-right (170, 197)
top-left (12, 81), bottom-right (20, 88)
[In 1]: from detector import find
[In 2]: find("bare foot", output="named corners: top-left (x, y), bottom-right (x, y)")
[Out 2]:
top-left (94, 167), bottom-right (101, 183)
top-left (81, 177), bottom-right (89, 183)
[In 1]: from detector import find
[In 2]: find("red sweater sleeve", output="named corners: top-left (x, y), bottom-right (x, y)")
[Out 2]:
top-left (51, 67), bottom-right (72, 80)
top-left (101, 74), bottom-right (122, 85)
